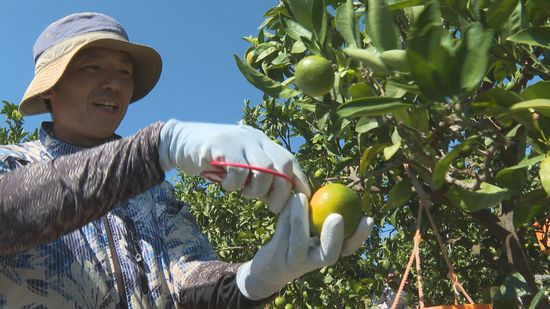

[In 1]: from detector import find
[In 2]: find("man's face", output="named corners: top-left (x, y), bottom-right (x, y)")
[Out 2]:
top-left (46, 47), bottom-right (134, 146)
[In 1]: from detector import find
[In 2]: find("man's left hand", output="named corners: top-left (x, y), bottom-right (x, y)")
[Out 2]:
top-left (236, 193), bottom-right (374, 300)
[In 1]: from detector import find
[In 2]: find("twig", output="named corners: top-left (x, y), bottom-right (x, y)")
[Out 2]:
top-left (445, 175), bottom-right (476, 190)
top-left (391, 163), bottom-right (424, 309)
top-left (405, 164), bottom-right (474, 304)
top-left (414, 234), bottom-right (425, 308)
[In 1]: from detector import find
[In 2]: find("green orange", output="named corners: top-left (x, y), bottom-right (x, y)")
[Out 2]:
top-left (309, 183), bottom-right (362, 238)
top-left (295, 55), bottom-right (335, 97)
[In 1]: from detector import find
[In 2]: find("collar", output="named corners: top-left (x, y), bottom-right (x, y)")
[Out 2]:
top-left (39, 121), bottom-right (120, 157)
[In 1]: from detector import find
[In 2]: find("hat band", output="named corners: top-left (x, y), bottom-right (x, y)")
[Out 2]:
top-left (35, 31), bottom-right (128, 74)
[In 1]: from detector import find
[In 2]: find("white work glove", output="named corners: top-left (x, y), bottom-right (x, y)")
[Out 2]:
top-left (158, 119), bottom-right (311, 213)
top-left (236, 193), bottom-right (374, 300)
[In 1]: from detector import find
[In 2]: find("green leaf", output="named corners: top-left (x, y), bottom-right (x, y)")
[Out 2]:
top-left (493, 273), bottom-right (531, 306)
top-left (446, 182), bottom-right (512, 212)
top-left (234, 55), bottom-right (300, 98)
top-left (337, 97), bottom-right (411, 118)
top-left (508, 99), bottom-right (550, 118)
top-left (280, 16), bottom-right (313, 42)
top-left (348, 82), bottom-right (374, 99)
top-left (457, 23), bottom-right (494, 93)
top-left (394, 107), bottom-right (429, 132)
top-left (407, 50), bottom-right (444, 101)
top-left (286, 0), bottom-right (314, 31)
top-left (539, 155), bottom-right (550, 196)
top-left (495, 155), bottom-right (544, 192)
top-left (382, 180), bottom-right (412, 212)
top-left (291, 41), bottom-right (308, 54)
top-left (507, 26), bottom-right (550, 48)
top-left (531, 0), bottom-right (550, 16)
top-left (388, 0), bottom-right (426, 10)
top-left (359, 144), bottom-right (390, 175)
top-left (255, 46), bottom-right (278, 62)
top-left (433, 136), bottom-right (478, 189)
top-left (476, 88), bottom-right (523, 107)
top-left (383, 143), bottom-right (401, 160)
top-left (380, 50), bottom-right (410, 72)
top-left (514, 190), bottom-right (549, 228)
top-left (521, 80), bottom-right (550, 100)
top-left (486, 0), bottom-right (519, 28)
top-left (367, 0), bottom-right (400, 51)
top-left (311, 0), bottom-right (328, 45)
top-left (355, 116), bottom-right (378, 133)
top-left (344, 48), bottom-right (391, 74)
top-left (528, 288), bottom-right (547, 309)
top-left (336, 0), bottom-right (361, 48)
top-left (385, 80), bottom-right (420, 94)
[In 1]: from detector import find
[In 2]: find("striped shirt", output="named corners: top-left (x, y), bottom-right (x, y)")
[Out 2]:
top-left (0, 122), bottom-right (257, 308)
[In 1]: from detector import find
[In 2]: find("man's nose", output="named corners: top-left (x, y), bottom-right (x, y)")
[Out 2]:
top-left (100, 73), bottom-right (124, 93)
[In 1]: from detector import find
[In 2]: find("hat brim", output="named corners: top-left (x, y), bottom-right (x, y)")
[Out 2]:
top-left (20, 37), bottom-right (162, 116)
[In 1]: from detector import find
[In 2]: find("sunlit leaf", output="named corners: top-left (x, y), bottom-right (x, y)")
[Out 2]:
top-left (457, 23), bottom-right (494, 93)
top-left (521, 80), bottom-right (550, 100)
top-left (337, 97), bottom-right (411, 118)
top-left (433, 136), bottom-right (478, 189)
top-left (336, 0), bottom-right (361, 48)
top-left (383, 143), bottom-right (401, 160)
top-left (388, 0), bottom-right (426, 10)
top-left (446, 182), bottom-right (512, 212)
top-left (380, 50), bottom-right (410, 72)
top-left (495, 155), bottom-right (544, 192)
top-left (348, 82), bottom-right (374, 99)
top-left (539, 155), bottom-right (550, 196)
top-left (234, 55), bottom-right (300, 98)
top-left (508, 99), bottom-right (550, 118)
top-left (367, 0), bottom-right (400, 51)
top-left (359, 144), bottom-right (390, 175)
top-left (291, 41), bottom-right (308, 54)
top-left (355, 116), bottom-right (378, 133)
top-left (407, 50), bottom-right (444, 100)
top-left (280, 16), bottom-right (313, 42)
top-left (344, 48), bottom-right (391, 74)
top-left (476, 88), bottom-right (523, 106)
top-left (507, 26), bottom-right (550, 48)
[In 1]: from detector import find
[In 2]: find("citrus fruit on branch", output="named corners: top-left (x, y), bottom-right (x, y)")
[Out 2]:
top-left (309, 183), bottom-right (363, 238)
top-left (294, 55), bottom-right (335, 97)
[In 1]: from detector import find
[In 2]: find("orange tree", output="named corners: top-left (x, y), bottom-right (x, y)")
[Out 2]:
top-left (220, 0), bottom-right (550, 307)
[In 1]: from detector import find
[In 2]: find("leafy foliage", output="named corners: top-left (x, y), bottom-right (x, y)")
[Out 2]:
top-left (0, 101), bottom-right (37, 144)
top-left (228, 0), bottom-right (550, 307)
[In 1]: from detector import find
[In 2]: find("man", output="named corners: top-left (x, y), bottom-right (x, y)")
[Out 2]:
top-left (0, 12), bottom-right (374, 308)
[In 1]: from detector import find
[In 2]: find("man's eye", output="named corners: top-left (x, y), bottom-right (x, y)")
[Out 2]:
top-left (85, 65), bottom-right (100, 71)
top-left (120, 69), bottom-right (133, 76)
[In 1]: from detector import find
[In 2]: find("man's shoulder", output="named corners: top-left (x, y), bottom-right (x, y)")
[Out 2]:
top-left (0, 140), bottom-right (49, 170)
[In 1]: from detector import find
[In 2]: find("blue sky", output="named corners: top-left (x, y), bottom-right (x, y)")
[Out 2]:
top-left (0, 1), bottom-right (275, 138)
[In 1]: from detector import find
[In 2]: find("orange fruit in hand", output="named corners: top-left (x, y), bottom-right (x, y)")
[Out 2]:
top-left (309, 183), bottom-right (363, 238)
top-left (295, 55), bottom-right (335, 97)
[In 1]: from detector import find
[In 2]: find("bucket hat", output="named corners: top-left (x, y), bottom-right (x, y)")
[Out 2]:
top-left (20, 12), bottom-right (162, 116)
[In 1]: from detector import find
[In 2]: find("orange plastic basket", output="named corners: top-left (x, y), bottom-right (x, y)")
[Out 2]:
top-left (533, 218), bottom-right (550, 254)
top-left (424, 305), bottom-right (492, 309)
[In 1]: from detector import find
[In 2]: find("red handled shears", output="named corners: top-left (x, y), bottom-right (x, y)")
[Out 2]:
top-left (202, 160), bottom-right (296, 187)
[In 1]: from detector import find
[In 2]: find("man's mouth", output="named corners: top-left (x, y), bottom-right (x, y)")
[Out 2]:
top-left (93, 100), bottom-right (118, 110)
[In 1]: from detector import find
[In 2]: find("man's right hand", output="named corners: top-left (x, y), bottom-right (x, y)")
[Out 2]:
top-left (158, 119), bottom-right (311, 213)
